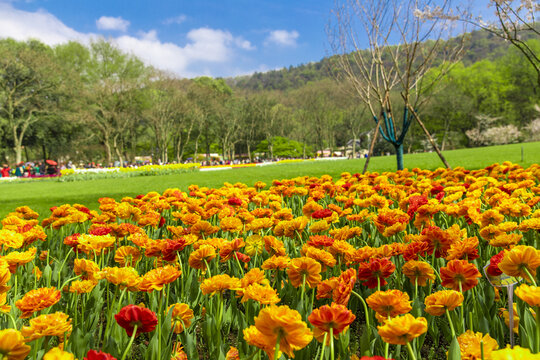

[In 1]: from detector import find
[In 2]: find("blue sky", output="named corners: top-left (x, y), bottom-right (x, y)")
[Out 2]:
top-left (0, 0), bottom-right (335, 78)
top-left (0, 0), bottom-right (492, 78)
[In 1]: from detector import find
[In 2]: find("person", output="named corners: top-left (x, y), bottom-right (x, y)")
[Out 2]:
top-left (39, 162), bottom-right (46, 175)
top-left (15, 163), bottom-right (24, 177)
top-left (1, 164), bottom-right (10, 177)
top-left (47, 163), bottom-right (58, 175)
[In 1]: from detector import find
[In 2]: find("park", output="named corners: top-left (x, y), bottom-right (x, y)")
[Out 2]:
top-left (0, 0), bottom-right (540, 360)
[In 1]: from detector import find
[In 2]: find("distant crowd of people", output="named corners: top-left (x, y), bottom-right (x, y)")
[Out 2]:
top-left (1, 161), bottom-right (60, 178)
top-left (0, 155), bottom-right (353, 179)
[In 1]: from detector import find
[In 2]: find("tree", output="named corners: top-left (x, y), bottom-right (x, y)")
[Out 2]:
top-left (422, 0), bottom-right (540, 86)
top-left (143, 73), bottom-right (191, 163)
top-left (82, 40), bottom-right (148, 166)
top-left (0, 39), bottom-right (62, 163)
top-left (188, 77), bottom-right (232, 162)
top-left (329, 0), bottom-right (465, 171)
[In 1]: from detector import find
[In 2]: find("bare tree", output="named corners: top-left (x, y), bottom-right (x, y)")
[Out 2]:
top-left (328, 0), bottom-right (465, 171)
top-left (420, 0), bottom-right (540, 85)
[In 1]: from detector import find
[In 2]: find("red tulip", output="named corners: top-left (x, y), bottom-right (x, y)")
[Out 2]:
top-left (84, 350), bottom-right (117, 360)
top-left (114, 305), bottom-right (158, 336)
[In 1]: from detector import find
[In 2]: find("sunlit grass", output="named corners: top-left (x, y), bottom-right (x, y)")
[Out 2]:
top-left (1, 141), bottom-right (538, 218)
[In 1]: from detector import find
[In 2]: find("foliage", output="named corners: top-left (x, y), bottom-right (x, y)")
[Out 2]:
top-left (58, 163), bottom-right (200, 181)
top-left (0, 32), bottom-right (539, 166)
top-left (255, 136), bottom-right (313, 158)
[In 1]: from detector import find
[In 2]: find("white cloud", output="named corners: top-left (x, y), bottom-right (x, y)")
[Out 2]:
top-left (265, 29), bottom-right (299, 47)
top-left (0, 2), bottom-right (90, 45)
top-left (163, 14), bottom-right (187, 25)
top-left (235, 37), bottom-right (255, 51)
top-left (96, 16), bottom-right (130, 32)
top-left (114, 27), bottom-right (252, 77)
top-left (0, 3), bottom-right (255, 78)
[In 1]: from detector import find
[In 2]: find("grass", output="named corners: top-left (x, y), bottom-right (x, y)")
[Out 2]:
top-left (1, 141), bottom-right (538, 218)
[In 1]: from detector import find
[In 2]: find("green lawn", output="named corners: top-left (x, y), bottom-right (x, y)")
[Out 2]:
top-left (1, 141), bottom-right (538, 218)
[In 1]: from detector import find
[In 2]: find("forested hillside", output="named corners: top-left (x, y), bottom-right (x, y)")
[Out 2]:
top-left (227, 29), bottom-right (532, 91)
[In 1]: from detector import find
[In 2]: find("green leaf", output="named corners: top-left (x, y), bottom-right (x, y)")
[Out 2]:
top-left (447, 336), bottom-right (462, 360)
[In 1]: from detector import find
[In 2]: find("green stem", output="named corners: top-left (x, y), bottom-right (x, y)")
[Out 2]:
top-left (56, 248), bottom-right (74, 288)
top-left (120, 325), bottom-right (138, 360)
top-left (7, 313), bottom-right (17, 329)
top-left (523, 267), bottom-right (537, 286)
top-left (481, 340), bottom-right (485, 360)
top-left (274, 332), bottom-right (281, 360)
top-left (103, 284), bottom-right (119, 342)
top-left (536, 306), bottom-right (540, 353)
top-left (300, 274), bottom-right (306, 309)
top-left (158, 291), bottom-right (164, 360)
top-left (459, 282), bottom-right (464, 333)
top-left (234, 252), bottom-right (245, 276)
top-left (319, 332), bottom-right (328, 360)
top-left (204, 259), bottom-right (212, 277)
top-left (117, 287), bottom-right (128, 313)
top-left (60, 275), bottom-right (81, 292)
top-left (330, 327), bottom-right (335, 360)
top-left (406, 341), bottom-right (417, 360)
top-left (445, 309), bottom-right (456, 338)
top-left (352, 290), bottom-right (371, 331)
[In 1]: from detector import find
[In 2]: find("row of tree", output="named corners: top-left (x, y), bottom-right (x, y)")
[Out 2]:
top-left (0, 32), bottom-right (539, 166)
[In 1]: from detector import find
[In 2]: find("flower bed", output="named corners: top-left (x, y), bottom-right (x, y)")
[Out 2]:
top-left (59, 163), bottom-right (200, 181)
top-left (0, 161), bottom-right (539, 359)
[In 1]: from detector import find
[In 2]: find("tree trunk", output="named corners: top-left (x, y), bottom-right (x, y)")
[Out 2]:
top-left (268, 136), bottom-right (274, 160)
top-left (221, 138), bottom-right (227, 162)
top-left (352, 133), bottom-right (357, 159)
top-left (42, 143), bottom-right (47, 161)
top-left (247, 143), bottom-right (252, 162)
top-left (103, 135), bottom-right (112, 166)
top-left (194, 132), bottom-right (201, 162)
top-left (441, 118), bottom-right (450, 151)
top-left (174, 134), bottom-right (182, 162)
top-left (204, 126), bottom-right (210, 163)
top-left (14, 142), bottom-right (22, 164)
top-left (363, 124), bottom-right (381, 174)
top-left (12, 125), bottom-right (23, 164)
top-left (394, 143), bottom-right (404, 170)
top-left (113, 134), bottom-right (124, 167)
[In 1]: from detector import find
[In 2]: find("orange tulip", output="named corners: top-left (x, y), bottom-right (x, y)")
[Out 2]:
top-left (286, 256), bottom-right (322, 288)
top-left (440, 260), bottom-right (481, 291)
top-left (308, 303), bottom-right (356, 336)
top-left (514, 284), bottom-right (540, 307)
top-left (367, 290), bottom-right (412, 318)
top-left (457, 330), bottom-right (498, 360)
top-left (377, 314), bottom-right (427, 345)
top-left (0, 329), bottom-right (31, 360)
top-left (253, 305), bottom-right (313, 358)
top-left (498, 245), bottom-right (540, 284)
top-left (21, 312), bottom-right (72, 342)
top-left (402, 260), bottom-right (435, 287)
top-left (15, 287), bottom-right (61, 319)
top-left (424, 290), bottom-right (464, 316)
